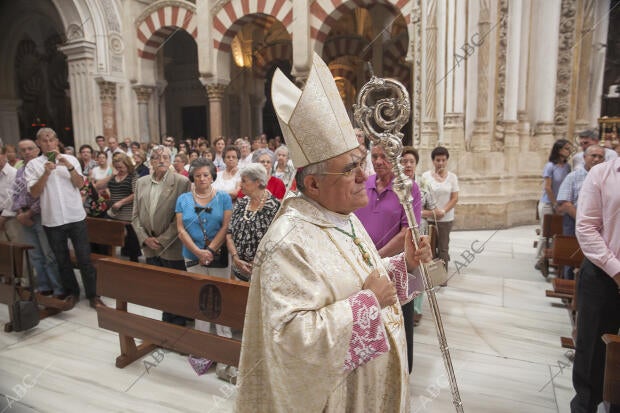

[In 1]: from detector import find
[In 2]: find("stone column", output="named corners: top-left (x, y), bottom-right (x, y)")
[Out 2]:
top-left (471, 1), bottom-right (491, 152)
top-left (0, 99), bottom-right (21, 144)
top-left (206, 83), bottom-right (227, 140)
top-left (517, 0), bottom-right (531, 151)
top-left (518, 111), bottom-right (531, 152)
top-left (291, 0), bottom-right (311, 80)
top-left (239, 74), bottom-right (252, 137)
top-left (421, 0), bottom-right (438, 149)
top-left (96, 78), bottom-right (117, 139)
top-left (58, 40), bottom-right (97, 149)
top-left (504, 0), bottom-right (522, 173)
top-left (250, 95), bottom-right (265, 137)
top-left (443, 0), bottom-right (466, 151)
top-left (532, 0), bottom-right (561, 150)
top-left (133, 85), bottom-right (154, 142)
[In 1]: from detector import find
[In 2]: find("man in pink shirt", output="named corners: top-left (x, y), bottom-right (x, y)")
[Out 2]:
top-left (572, 157), bottom-right (620, 413)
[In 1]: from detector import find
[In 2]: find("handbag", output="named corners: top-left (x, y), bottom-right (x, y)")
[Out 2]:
top-left (204, 241), bottom-right (228, 268)
top-left (9, 246), bottom-right (39, 332)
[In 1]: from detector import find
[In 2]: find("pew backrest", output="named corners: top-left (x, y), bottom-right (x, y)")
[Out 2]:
top-left (85, 217), bottom-right (126, 256)
top-left (552, 235), bottom-right (584, 268)
top-left (96, 257), bottom-right (249, 368)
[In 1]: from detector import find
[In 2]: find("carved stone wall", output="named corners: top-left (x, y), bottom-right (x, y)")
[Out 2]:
top-left (553, 0), bottom-right (577, 139)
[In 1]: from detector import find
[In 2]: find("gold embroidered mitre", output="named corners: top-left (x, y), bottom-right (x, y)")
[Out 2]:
top-left (271, 52), bottom-right (358, 168)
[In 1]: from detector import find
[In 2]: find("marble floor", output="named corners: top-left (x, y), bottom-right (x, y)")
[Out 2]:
top-left (0, 225), bottom-right (578, 413)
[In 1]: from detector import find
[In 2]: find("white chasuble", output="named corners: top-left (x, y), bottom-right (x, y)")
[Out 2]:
top-left (235, 194), bottom-right (410, 412)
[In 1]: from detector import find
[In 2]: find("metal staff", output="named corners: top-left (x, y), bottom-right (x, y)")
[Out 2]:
top-left (354, 71), bottom-right (464, 413)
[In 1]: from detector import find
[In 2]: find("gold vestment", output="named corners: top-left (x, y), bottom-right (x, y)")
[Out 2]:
top-left (235, 194), bottom-right (409, 412)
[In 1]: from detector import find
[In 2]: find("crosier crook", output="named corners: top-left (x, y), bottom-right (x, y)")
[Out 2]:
top-left (354, 65), bottom-right (465, 413)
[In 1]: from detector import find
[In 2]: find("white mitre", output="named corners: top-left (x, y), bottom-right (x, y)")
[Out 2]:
top-left (271, 52), bottom-right (359, 168)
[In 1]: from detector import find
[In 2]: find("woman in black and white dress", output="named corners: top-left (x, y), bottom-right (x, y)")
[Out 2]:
top-left (227, 163), bottom-right (280, 282)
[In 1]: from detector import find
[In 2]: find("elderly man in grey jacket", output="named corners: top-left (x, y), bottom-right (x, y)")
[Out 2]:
top-left (132, 145), bottom-right (190, 325)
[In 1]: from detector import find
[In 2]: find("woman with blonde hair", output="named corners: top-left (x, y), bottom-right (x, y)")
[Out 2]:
top-left (95, 152), bottom-right (141, 261)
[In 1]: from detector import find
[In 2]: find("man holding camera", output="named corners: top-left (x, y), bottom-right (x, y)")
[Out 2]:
top-left (25, 128), bottom-right (100, 308)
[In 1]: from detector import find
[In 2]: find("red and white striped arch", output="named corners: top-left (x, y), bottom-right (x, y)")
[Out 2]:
top-left (136, 4), bottom-right (197, 60)
top-left (311, 0), bottom-right (411, 50)
top-left (212, 0), bottom-right (293, 52)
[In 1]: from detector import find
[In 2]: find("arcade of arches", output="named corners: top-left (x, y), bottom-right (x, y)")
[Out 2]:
top-left (0, 0), bottom-right (616, 229)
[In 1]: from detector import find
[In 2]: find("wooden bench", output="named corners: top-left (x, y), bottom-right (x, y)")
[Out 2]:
top-left (538, 214), bottom-right (564, 277)
top-left (545, 236), bottom-right (582, 301)
top-left (603, 333), bottom-right (620, 405)
top-left (0, 241), bottom-right (73, 332)
top-left (70, 217), bottom-right (126, 265)
top-left (95, 258), bottom-right (249, 368)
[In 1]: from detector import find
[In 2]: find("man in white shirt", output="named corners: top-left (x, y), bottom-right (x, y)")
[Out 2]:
top-left (26, 128), bottom-right (100, 308)
top-left (572, 129), bottom-right (617, 170)
top-left (106, 136), bottom-right (125, 166)
top-left (0, 145), bottom-right (19, 242)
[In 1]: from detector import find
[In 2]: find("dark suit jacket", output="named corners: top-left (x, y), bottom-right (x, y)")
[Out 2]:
top-left (132, 171), bottom-right (190, 260)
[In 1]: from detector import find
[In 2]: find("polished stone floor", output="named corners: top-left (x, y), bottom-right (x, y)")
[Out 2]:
top-left (0, 225), bottom-right (578, 412)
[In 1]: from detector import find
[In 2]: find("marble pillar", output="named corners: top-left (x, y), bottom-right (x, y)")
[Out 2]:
top-left (250, 95), bottom-right (265, 137)
top-left (518, 110), bottom-right (531, 153)
top-left (96, 79), bottom-right (117, 139)
top-left (531, 0), bottom-right (561, 150)
top-left (58, 40), bottom-right (97, 149)
top-left (133, 85), bottom-right (154, 142)
top-left (517, 1), bottom-right (531, 148)
top-left (471, 1), bottom-right (491, 152)
top-left (442, 0), bottom-right (466, 151)
top-left (421, 0), bottom-right (438, 149)
top-left (206, 83), bottom-right (227, 140)
top-left (503, 0), bottom-right (523, 174)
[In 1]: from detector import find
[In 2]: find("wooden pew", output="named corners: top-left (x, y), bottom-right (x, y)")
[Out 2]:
top-left (602, 334), bottom-right (620, 405)
top-left (538, 214), bottom-right (564, 277)
top-left (71, 217), bottom-right (126, 265)
top-left (96, 258), bottom-right (249, 368)
top-left (545, 235), bottom-right (584, 350)
top-left (545, 235), bottom-right (583, 302)
top-left (0, 241), bottom-right (73, 332)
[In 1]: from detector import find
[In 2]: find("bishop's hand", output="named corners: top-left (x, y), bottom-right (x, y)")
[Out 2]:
top-left (404, 231), bottom-right (432, 272)
top-left (363, 270), bottom-right (397, 309)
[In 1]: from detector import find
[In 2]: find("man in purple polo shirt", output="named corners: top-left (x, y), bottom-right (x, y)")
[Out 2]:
top-left (354, 143), bottom-right (422, 374)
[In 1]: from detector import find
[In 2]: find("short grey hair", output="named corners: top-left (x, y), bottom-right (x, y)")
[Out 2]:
top-left (274, 145), bottom-right (289, 158)
top-left (295, 159), bottom-right (329, 192)
top-left (578, 129), bottom-right (599, 140)
top-left (252, 148), bottom-right (275, 163)
top-left (585, 144), bottom-right (604, 156)
top-left (241, 163), bottom-right (269, 188)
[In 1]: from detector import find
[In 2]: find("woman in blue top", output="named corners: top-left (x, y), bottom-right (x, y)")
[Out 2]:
top-left (536, 139), bottom-right (572, 267)
top-left (176, 158), bottom-right (233, 379)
